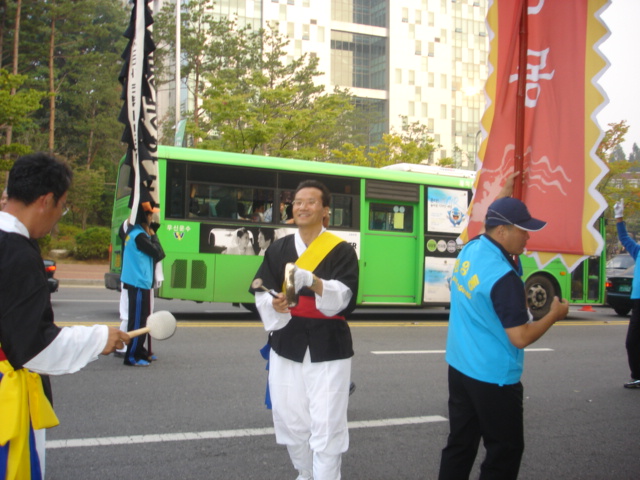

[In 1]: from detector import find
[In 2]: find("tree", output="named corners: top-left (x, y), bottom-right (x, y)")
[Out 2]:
top-left (0, 68), bottom-right (44, 164)
top-left (66, 166), bottom-right (105, 230)
top-left (9, 0), bottom-right (127, 170)
top-left (332, 117), bottom-right (437, 167)
top-left (189, 23), bottom-right (353, 159)
top-left (595, 121), bottom-right (640, 250)
top-left (629, 143), bottom-right (640, 163)
top-left (154, 0), bottom-right (257, 140)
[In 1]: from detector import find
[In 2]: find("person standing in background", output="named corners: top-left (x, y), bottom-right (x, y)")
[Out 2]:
top-left (120, 204), bottom-right (165, 367)
top-left (613, 199), bottom-right (640, 388)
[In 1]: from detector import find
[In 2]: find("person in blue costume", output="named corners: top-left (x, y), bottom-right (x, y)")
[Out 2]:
top-left (438, 195), bottom-right (569, 480)
top-left (120, 203), bottom-right (165, 367)
top-left (613, 199), bottom-right (640, 388)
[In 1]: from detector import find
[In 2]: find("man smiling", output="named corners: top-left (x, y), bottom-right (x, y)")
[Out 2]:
top-left (251, 180), bottom-right (359, 480)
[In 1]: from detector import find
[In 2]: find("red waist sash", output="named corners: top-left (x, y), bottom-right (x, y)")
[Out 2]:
top-left (290, 295), bottom-right (345, 320)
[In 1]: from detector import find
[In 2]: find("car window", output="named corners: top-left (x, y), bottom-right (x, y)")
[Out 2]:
top-left (607, 255), bottom-right (635, 269)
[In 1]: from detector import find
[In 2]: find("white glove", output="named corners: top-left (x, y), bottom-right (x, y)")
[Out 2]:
top-left (294, 267), bottom-right (314, 293)
top-left (614, 199), bottom-right (624, 219)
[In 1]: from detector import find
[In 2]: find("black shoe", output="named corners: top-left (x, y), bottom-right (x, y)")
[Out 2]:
top-left (349, 381), bottom-right (356, 396)
top-left (624, 379), bottom-right (640, 388)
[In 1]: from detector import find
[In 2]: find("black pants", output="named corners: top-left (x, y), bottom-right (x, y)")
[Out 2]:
top-left (124, 285), bottom-right (151, 365)
top-left (626, 300), bottom-right (640, 379)
top-left (439, 366), bottom-right (524, 480)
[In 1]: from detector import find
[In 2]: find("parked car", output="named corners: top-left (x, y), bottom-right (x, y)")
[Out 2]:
top-left (606, 253), bottom-right (635, 279)
top-left (43, 259), bottom-right (59, 293)
top-left (606, 265), bottom-right (634, 316)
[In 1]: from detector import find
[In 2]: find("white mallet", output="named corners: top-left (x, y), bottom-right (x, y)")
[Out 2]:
top-left (128, 310), bottom-right (177, 340)
top-left (251, 278), bottom-right (279, 298)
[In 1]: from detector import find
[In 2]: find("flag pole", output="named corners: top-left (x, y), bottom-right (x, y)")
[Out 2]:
top-left (175, 0), bottom-right (181, 130)
top-left (513, 1), bottom-right (528, 201)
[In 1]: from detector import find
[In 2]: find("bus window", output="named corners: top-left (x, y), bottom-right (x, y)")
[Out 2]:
top-left (330, 195), bottom-right (353, 228)
top-left (167, 163), bottom-right (186, 218)
top-left (369, 203), bottom-right (414, 232)
top-left (116, 163), bottom-right (132, 200)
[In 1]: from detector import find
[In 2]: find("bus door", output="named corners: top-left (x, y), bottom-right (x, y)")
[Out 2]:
top-left (570, 255), bottom-right (605, 304)
top-left (359, 181), bottom-right (421, 305)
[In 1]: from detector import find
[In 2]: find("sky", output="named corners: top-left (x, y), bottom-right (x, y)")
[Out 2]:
top-left (597, 0), bottom-right (640, 155)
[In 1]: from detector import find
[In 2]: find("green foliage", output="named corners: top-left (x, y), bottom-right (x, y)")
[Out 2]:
top-left (51, 223), bottom-right (84, 252)
top-left (0, 69), bottom-right (45, 162)
top-left (74, 227), bottom-right (110, 260)
top-left (595, 121), bottom-right (640, 254)
top-left (66, 168), bottom-right (107, 229)
top-left (332, 118), bottom-right (437, 167)
top-left (5, 0), bottom-right (128, 173)
top-left (37, 235), bottom-right (52, 255)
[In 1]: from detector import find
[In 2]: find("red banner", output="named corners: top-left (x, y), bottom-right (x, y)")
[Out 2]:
top-left (464, 0), bottom-right (609, 269)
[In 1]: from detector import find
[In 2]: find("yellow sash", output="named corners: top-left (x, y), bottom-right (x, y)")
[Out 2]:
top-left (295, 231), bottom-right (344, 272)
top-left (0, 360), bottom-right (60, 479)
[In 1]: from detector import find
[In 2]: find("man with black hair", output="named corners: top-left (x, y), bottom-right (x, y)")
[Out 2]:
top-left (0, 152), bottom-right (130, 478)
top-left (251, 179), bottom-right (359, 480)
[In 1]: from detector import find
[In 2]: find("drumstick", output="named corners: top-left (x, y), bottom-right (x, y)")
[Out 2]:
top-left (128, 310), bottom-right (177, 340)
top-left (251, 278), bottom-right (279, 298)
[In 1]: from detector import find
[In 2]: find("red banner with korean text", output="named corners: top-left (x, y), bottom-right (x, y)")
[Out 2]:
top-left (463, 0), bottom-right (609, 270)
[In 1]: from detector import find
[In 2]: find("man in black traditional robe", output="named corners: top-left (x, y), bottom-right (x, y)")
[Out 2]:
top-left (0, 153), bottom-right (129, 479)
top-left (251, 180), bottom-right (359, 480)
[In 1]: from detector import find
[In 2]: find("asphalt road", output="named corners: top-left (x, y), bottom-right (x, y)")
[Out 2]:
top-left (43, 287), bottom-right (639, 480)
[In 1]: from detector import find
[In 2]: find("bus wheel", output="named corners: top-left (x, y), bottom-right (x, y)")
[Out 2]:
top-left (525, 275), bottom-right (556, 320)
top-left (241, 303), bottom-right (258, 314)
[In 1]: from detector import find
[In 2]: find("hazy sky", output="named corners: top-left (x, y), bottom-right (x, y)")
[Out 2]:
top-left (597, 0), bottom-right (640, 155)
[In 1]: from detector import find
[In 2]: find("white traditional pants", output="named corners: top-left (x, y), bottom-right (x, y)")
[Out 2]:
top-left (269, 348), bottom-right (351, 480)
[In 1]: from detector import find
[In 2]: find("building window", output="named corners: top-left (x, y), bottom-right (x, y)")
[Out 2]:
top-left (351, 97), bottom-right (388, 146)
top-left (331, 31), bottom-right (387, 90)
top-left (331, 0), bottom-right (387, 28)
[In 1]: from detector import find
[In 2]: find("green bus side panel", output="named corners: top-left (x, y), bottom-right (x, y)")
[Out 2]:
top-left (359, 233), bottom-right (420, 305)
top-left (213, 255), bottom-right (262, 303)
top-left (160, 253), bottom-right (215, 302)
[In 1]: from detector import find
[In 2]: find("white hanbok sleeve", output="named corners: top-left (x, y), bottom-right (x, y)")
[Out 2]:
top-left (23, 325), bottom-right (108, 375)
top-left (255, 291), bottom-right (291, 332)
top-left (315, 279), bottom-right (353, 317)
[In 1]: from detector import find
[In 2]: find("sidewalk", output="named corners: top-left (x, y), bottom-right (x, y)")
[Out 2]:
top-left (54, 262), bottom-right (108, 286)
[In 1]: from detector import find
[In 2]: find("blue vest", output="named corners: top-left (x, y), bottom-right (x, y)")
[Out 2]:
top-left (616, 221), bottom-right (640, 299)
top-left (446, 235), bottom-right (524, 385)
top-left (120, 225), bottom-right (154, 289)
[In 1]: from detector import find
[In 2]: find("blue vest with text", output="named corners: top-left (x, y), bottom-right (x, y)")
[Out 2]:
top-left (120, 225), bottom-right (153, 289)
top-left (445, 235), bottom-right (524, 385)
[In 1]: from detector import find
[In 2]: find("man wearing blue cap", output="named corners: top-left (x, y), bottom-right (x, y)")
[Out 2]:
top-left (438, 195), bottom-right (569, 480)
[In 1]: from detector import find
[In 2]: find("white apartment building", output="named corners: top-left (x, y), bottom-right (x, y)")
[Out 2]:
top-left (155, 0), bottom-right (488, 168)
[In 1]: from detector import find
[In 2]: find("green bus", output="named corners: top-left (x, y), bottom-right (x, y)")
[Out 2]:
top-left (105, 146), bottom-right (475, 311)
top-left (105, 146), bottom-right (606, 317)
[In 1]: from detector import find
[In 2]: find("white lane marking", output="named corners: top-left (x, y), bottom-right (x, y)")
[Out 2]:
top-left (52, 299), bottom-right (119, 303)
top-left (372, 348), bottom-right (554, 355)
top-left (46, 415), bottom-right (446, 449)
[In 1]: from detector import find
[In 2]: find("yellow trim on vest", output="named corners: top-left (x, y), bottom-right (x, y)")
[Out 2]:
top-left (0, 360), bottom-right (59, 479)
top-left (295, 231), bottom-right (344, 272)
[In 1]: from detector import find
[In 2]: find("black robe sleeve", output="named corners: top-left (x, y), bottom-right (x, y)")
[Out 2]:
top-left (0, 232), bottom-right (61, 369)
